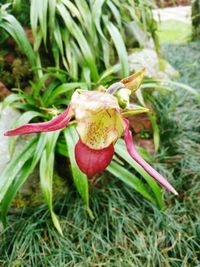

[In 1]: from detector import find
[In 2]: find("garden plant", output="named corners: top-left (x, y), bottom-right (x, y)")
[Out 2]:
top-left (0, 0), bottom-right (199, 266)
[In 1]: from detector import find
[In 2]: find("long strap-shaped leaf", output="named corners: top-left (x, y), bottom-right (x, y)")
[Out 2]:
top-left (0, 134), bottom-right (47, 226)
top-left (0, 13), bottom-right (36, 68)
top-left (92, 0), bottom-right (106, 40)
top-left (107, 161), bottom-right (157, 206)
top-left (9, 111), bottom-right (43, 157)
top-left (115, 139), bottom-right (165, 209)
top-left (0, 137), bottom-right (38, 203)
top-left (106, 21), bottom-right (129, 78)
top-left (40, 131), bottom-right (63, 236)
top-left (30, 0), bottom-right (48, 48)
top-left (0, 159), bottom-right (33, 227)
top-left (64, 126), bottom-right (93, 218)
top-left (56, 2), bottom-right (99, 82)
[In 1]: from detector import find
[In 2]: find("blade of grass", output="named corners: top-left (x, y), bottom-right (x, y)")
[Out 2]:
top-left (156, 80), bottom-right (200, 100)
top-left (148, 112), bottom-right (160, 152)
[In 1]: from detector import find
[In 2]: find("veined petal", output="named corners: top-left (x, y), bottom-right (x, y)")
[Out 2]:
top-left (75, 139), bottom-right (114, 176)
top-left (123, 119), bottom-right (178, 195)
top-left (4, 105), bottom-right (73, 136)
top-left (71, 91), bottom-right (125, 149)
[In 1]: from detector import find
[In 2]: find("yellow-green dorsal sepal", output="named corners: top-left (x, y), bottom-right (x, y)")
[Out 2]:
top-left (71, 91), bottom-right (126, 150)
top-left (121, 68), bottom-right (145, 93)
top-left (121, 103), bottom-right (149, 117)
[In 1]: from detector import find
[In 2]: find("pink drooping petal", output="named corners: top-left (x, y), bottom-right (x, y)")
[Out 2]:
top-left (4, 105), bottom-right (72, 136)
top-left (123, 119), bottom-right (178, 195)
top-left (75, 139), bottom-right (114, 177)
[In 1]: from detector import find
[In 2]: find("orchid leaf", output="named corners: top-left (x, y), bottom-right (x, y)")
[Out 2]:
top-left (64, 125), bottom-right (93, 218)
top-left (48, 83), bottom-right (85, 105)
top-left (56, 138), bottom-right (69, 157)
top-left (9, 111), bottom-right (43, 157)
top-left (56, 2), bottom-right (99, 81)
top-left (135, 88), bottom-right (146, 107)
top-left (0, 13), bottom-right (36, 67)
top-left (42, 79), bottom-right (62, 104)
top-left (106, 21), bottom-right (129, 78)
top-left (38, 0), bottom-right (48, 46)
top-left (48, 0), bottom-right (56, 41)
top-left (0, 159), bottom-right (33, 227)
top-left (53, 20), bottom-right (64, 57)
top-left (107, 161), bottom-right (157, 205)
top-left (62, 0), bottom-right (84, 26)
top-left (13, 111), bottom-right (43, 128)
top-left (107, 0), bottom-right (122, 27)
top-left (40, 131), bottom-right (63, 235)
top-left (30, 0), bottom-right (39, 40)
top-left (92, 0), bottom-right (106, 40)
top-left (0, 137), bottom-right (37, 203)
top-left (30, 0), bottom-right (48, 47)
top-left (74, 0), bottom-right (92, 37)
top-left (101, 37), bottom-right (110, 68)
top-left (115, 139), bottom-right (164, 209)
top-left (0, 134), bottom-right (46, 227)
top-left (1, 94), bottom-right (25, 110)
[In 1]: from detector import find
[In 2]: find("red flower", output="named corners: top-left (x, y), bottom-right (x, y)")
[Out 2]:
top-left (4, 70), bottom-right (178, 195)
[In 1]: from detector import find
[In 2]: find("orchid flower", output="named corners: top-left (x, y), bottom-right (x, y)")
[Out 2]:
top-left (4, 69), bottom-right (178, 195)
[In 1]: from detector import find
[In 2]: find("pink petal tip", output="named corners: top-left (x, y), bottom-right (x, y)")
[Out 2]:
top-left (123, 119), bottom-right (178, 195)
top-left (4, 105), bottom-right (72, 136)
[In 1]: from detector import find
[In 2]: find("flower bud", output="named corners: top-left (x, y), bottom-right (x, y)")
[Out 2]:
top-left (114, 88), bottom-right (131, 109)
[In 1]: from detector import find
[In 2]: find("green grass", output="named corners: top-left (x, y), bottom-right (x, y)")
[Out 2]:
top-left (162, 41), bottom-right (200, 90)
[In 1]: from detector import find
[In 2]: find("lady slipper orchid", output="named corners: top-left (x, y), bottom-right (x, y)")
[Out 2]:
top-left (4, 69), bottom-right (178, 195)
